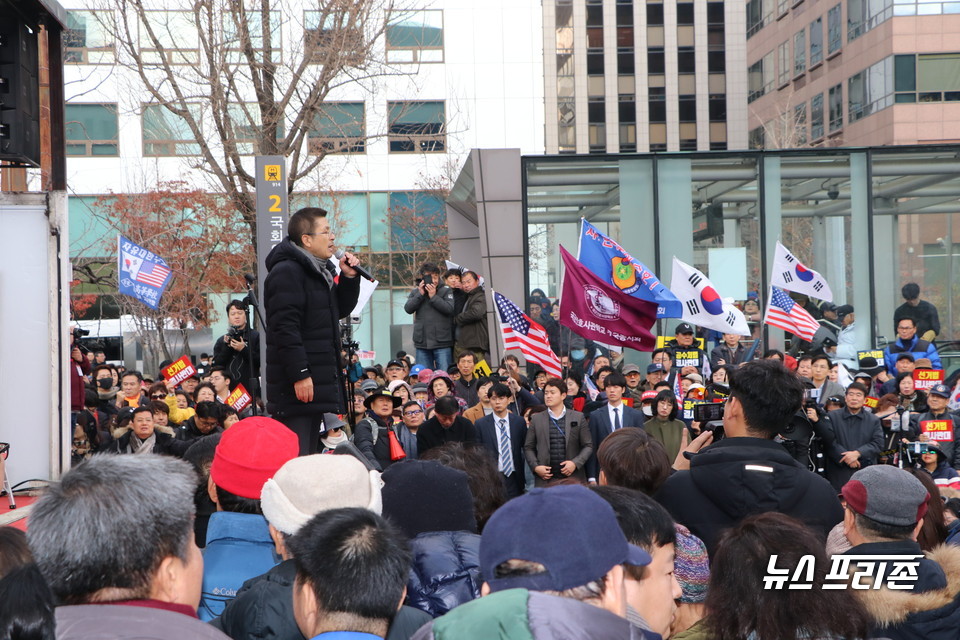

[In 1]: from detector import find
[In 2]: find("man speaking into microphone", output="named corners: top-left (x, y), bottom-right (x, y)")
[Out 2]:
top-left (264, 207), bottom-right (362, 455)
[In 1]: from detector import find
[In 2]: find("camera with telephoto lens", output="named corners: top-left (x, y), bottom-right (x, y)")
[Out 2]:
top-left (228, 326), bottom-right (245, 341)
top-left (900, 440), bottom-right (937, 468)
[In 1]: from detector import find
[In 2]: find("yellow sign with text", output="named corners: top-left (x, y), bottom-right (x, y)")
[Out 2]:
top-left (474, 359), bottom-right (492, 377)
top-left (656, 336), bottom-right (705, 350)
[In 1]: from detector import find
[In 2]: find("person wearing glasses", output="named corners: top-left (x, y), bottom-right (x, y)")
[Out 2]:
top-left (398, 400), bottom-right (425, 459)
top-left (264, 207), bottom-right (361, 455)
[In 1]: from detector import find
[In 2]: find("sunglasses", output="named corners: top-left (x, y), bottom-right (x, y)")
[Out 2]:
top-left (151, 394), bottom-right (167, 400)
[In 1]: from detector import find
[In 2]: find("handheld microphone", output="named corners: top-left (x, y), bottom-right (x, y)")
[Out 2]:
top-left (334, 250), bottom-right (375, 282)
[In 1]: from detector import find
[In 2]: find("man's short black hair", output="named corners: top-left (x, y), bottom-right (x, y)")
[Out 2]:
top-left (121, 370), bottom-right (143, 381)
top-left (289, 207), bottom-right (327, 247)
top-left (728, 360), bottom-right (803, 438)
top-left (226, 299), bottom-right (247, 314)
top-left (210, 366), bottom-right (231, 382)
top-left (289, 508), bottom-right (411, 624)
top-left (488, 383), bottom-right (512, 399)
top-left (420, 262), bottom-right (440, 275)
top-left (810, 354), bottom-right (832, 367)
top-left (846, 382), bottom-right (869, 396)
top-left (591, 485), bottom-right (676, 552)
top-left (604, 372), bottom-right (627, 389)
top-left (458, 351), bottom-right (477, 365)
top-left (902, 283), bottom-right (920, 300)
top-left (434, 396), bottom-right (460, 416)
top-left (130, 406), bottom-right (152, 419)
top-left (652, 347), bottom-right (674, 362)
top-left (194, 401), bottom-right (222, 420)
top-left (897, 316), bottom-right (917, 328)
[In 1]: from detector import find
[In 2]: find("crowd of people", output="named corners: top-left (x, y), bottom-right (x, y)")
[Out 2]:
top-left (38, 224), bottom-right (960, 640)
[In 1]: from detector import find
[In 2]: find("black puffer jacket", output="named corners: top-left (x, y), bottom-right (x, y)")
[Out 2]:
top-left (263, 239), bottom-right (360, 417)
top-left (212, 558), bottom-right (433, 640)
top-left (655, 436), bottom-right (844, 555)
top-left (406, 530), bottom-right (482, 618)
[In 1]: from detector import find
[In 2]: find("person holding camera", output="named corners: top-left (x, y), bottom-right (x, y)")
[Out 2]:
top-left (69, 327), bottom-right (92, 423)
top-left (404, 263), bottom-right (455, 372)
top-left (212, 299), bottom-right (260, 394)
top-left (655, 360), bottom-right (843, 555)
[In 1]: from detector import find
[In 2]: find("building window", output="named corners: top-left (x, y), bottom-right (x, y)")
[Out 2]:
top-left (827, 4), bottom-right (842, 54)
top-left (778, 41), bottom-right (790, 86)
top-left (809, 18), bottom-right (823, 67)
top-left (810, 93), bottom-right (824, 139)
top-left (387, 101), bottom-right (445, 153)
top-left (848, 0), bottom-right (892, 41)
top-left (708, 51), bottom-right (725, 72)
top-left (828, 84), bottom-right (842, 131)
top-left (749, 126), bottom-right (765, 149)
top-left (64, 10), bottom-right (114, 64)
top-left (747, 0), bottom-right (772, 38)
top-left (848, 57), bottom-right (894, 122)
top-left (709, 95), bottom-right (726, 121)
top-left (648, 3), bottom-right (664, 25)
top-left (229, 103), bottom-right (284, 155)
top-left (142, 104), bottom-right (201, 156)
top-left (65, 103), bottom-right (118, 156)
top-left (140, 11), bottom-right (199, 65)
top-left (588, 99), bottom-right (605, 154)
top-left (748, 52), bottom-right (774, 102)
top-left (793, 29), bottom-right (805, 77)
top-left (309, 102), bottom-right (365, 154)
top-left (794, 103), bottom-right (807, 145)
top-left (893, 53), bottom-right (960, 102)
top-left (678, 48), bottom-right (695, 73)
top-left (223, 11), bottom-right (281, 64)
top-left (559, 100), bottom-right (576, 153)
top-left (648, 49), bottom-right (666, 74)
top-left (304, 10), bottom-right (363, 64)
top-left (385, 10), bottom-right (443, 63)
top-left (677, 3), bottom-right (695, 24)
top-left (619, 98), bottom-right (636, 153)
top-left (649, 87), bottom-right (666, 123)
top-left (679, 95), bottom-right (696, 122)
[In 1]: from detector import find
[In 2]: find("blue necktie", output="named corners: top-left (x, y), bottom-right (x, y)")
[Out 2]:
top-left (613, 407), bottom-right (621, 430)
top-left (498, 418), bottom-right (514, 476)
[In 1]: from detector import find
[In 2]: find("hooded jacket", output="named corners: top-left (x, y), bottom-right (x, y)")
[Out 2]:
top-left (655, 436), bottom-right (844, 555)
top-left (410, 588), bottom-right (659, 640)
top-left (263, 238), bottom-right (361, 417)
top-left (849, 541), bottom-right (960, 640)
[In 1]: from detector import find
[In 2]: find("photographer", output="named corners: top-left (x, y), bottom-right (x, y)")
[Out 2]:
top-left (655, 360), bottom-right (842, 555)
top-left (69, 327), bottom-right (92, 423)
top-left (212, 299), bottom-right (260, 394)
top-left (404, 262), bottom-right (455, 372)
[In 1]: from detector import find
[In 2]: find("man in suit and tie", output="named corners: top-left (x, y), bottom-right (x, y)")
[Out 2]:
top-left (523, 378), bottom-right (593, 486)
top-left (585, 371), bottom-right (643, 483)
top-left (475, 382), bottom-right (528, 497)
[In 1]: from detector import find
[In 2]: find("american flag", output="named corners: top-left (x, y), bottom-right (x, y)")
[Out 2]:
top-left (493, 291), bottom-right (562, 378)
top-left (135, 262), bottom-right (172, 288)
top-left (764, 286), bottom-right (821, 341)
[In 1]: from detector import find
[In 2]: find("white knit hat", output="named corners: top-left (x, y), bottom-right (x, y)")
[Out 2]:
top-left (260, 454), bottom-right (383, 535)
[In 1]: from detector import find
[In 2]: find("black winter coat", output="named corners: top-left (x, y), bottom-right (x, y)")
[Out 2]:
top-left (406, 530), bottom-right (482, 618)
top-left (655, 436), bottom-right (843, 556)
top-left (100, 426), bottom-right (190, 457)
top-left (212, 559), bottom-right (433, 640)
top-left (263, 239), bottom-right (361, 417)
top-left (212, 326), bottom-right (261, 390)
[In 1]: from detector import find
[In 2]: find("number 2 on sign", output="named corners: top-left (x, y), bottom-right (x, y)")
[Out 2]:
top-left (268, 195), bottom-right (282, 212)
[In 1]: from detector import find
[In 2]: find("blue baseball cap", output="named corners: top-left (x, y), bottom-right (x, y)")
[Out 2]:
top-left (480, 485), bottom-right (651, 593)
top-left (647, 362), bottom-right (665, 374)
top-left (929, 384), bottom-right (951, 399)
top-left (410, 364), bottom-right (425, 375)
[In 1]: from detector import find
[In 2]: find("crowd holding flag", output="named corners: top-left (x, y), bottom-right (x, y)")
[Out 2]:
top-left (578, 219), bottom-right (682, 318)
top-left (558, 246), bottom-right (658, 351)
top-left (493, 291), bottom-right (562, 378)
top-left (771, 241), bottom-right (834, 302)
top-left (764, 286), bottom-right (822, 341)
top-left (117, 235), bottom-right (173, 310)
top-left (669, 258), bottom-right (751, 336)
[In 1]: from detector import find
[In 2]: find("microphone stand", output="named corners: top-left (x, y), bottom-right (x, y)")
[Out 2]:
top-left (244, 276), bottom-right (266, 416)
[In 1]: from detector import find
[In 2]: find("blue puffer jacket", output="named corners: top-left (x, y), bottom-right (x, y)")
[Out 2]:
top-left (883, 336), bottom-right (942, 375)
top-left (406, 530), bottom-right (482, 618)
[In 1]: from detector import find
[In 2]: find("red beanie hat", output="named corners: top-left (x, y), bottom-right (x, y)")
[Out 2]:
top-left (210, 416), bottom-right (299, 499)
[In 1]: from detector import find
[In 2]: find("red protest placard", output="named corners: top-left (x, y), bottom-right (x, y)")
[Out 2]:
top-left (864, 396), bottom-right (879, 409)
top-left (162, 355), bottom-right (197, 387)
top-left (913, 369), bottom-right (944, 391)
top-left (921, 419), bottom-right (954, 442)
top-left (226, 383), bottom-right (252, 413)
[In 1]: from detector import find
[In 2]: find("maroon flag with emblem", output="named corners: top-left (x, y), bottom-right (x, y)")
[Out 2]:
top-left (559, 246), bottom-right (658, 351)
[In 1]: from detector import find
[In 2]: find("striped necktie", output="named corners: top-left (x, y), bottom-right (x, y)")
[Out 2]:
top-left (498, 418), bottom-right (514, 476)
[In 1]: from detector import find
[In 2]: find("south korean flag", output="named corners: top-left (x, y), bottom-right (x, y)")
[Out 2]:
top-left (670, 258), bottom-right (750, 336)
top-left (771, 242), bottom-right (834, 302)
